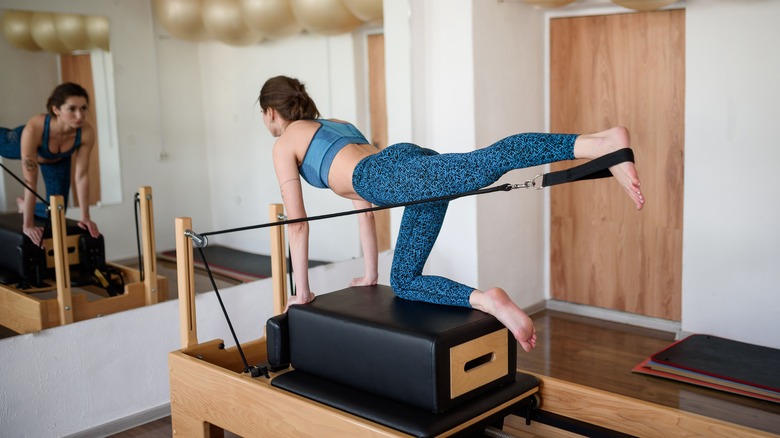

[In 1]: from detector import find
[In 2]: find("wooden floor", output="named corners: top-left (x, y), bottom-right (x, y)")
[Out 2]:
top-left (108, 308), bottom-right (780, 437)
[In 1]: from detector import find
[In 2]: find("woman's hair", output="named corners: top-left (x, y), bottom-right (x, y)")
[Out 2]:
top-left (46, 82), bottom-right (90, 115)
top-left (258, 76), bottom-right (320, 121)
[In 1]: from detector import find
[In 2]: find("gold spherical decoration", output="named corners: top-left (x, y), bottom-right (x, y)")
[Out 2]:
top-left (30, 12), bottom-right (69, 53)
top-left (202, 0), bottom-right (263, 45)
top-left (611, 0), bottom-right (677, 11)
top-left (290, 0), bottom-right (362, 36)
top-left (240, 0), bottom-right (303, 39)
top-left (520, 0), bottom-right (577, 8)
top-left (341, 0), bottom-right (383, 23)
top-left (55, 14), bottom-right (92, 51)
top-left (1, 10), bottom-right (41, 51)
top-left (85, 15), bottom-right (110, 51)
top-left (153, 0), bottom-right (209, 41)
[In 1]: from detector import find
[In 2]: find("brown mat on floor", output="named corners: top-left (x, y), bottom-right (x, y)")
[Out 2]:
top-left (632, 334), bottom-right (780, 403)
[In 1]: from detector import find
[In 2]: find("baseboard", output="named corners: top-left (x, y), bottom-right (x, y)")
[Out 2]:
top-left (524, 299), bottom-right (547, 317)
top-left (546, 299), bottom-right (681, 334)
top-left (62, 403), bottom-right (171, 438)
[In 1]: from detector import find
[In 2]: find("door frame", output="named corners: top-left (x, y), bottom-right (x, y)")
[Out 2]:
top-left (541, 3), bottom-right (685, 333)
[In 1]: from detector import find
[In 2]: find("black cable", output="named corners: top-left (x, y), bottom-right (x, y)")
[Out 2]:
top-left (286, 244), bottom-right (295, 296)
top-left (0, 161), bottom-right (50, 205)
top-left (196, 246), bottom-right (252, 374)
top-left (200, 183), bottom-right (514, 238)
top-left (133, 193), bottom-right (145, 281)
top-left (193, 149), bottom-right (634, 240)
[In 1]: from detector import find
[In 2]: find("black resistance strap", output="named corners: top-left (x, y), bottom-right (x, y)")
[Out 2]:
top-left (542, 148), bottom-right (634, 188)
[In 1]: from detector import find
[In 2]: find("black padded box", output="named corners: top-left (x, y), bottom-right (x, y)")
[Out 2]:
top-left (284, 285), bottom-right (517, 414)
top-left (0, 213), bottom-right (98, 285)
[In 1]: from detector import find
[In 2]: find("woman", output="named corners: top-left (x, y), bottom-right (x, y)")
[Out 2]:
top-left (259, 76), bottom-right (644, 353)
top-left (0, 82), bottom-right (100, 246)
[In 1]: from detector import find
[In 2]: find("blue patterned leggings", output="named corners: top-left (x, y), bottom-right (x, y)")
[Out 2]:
top-left (352, 132), bottom-right (578, 308)
top-left (1, 126), bottom-right (71, 218)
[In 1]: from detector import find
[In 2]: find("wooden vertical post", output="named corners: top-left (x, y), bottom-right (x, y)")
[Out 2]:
top-left (175, 217), bottom-right (197, 348)
top-left (138, 186), bottom-right (159, 305)
top-left (269, 204), bottom-right (287, 315)
top-left (50, 195), bottom-right (73, 325)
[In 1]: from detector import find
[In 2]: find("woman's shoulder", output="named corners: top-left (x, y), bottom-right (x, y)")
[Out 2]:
top-left (24, 113), bottom-right (47, 129)
top-left (78, 120), bottom-right (96, 145)
top-left (284, 119), bottom-right (322, 138)
top-left (20, 114), bottom-right (46, 138)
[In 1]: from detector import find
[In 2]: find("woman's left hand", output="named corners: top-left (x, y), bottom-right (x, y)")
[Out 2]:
top-left (78, 218), bottom-right (100, 239)
top-left (350, 275), bottom-right (378, 287)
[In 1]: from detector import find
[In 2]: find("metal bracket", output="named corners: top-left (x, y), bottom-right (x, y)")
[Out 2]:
top-left (513, 174), bottom-right (544, 190)
top-left (184, 229), bottom-right (208, 248)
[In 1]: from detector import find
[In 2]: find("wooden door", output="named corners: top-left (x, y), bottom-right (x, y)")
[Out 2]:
top-left (60, 53), bottom-right (101, 206)
top-left (549, 10), bottom-right (685, 320)
top-left (367, 33), bottom-right (390, 252)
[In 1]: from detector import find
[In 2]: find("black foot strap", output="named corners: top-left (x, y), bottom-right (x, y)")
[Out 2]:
top-left (542, 148), bottom-right (634, 188)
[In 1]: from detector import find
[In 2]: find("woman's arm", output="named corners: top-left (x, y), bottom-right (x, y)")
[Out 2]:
top-left (19, 116), bottom-right (43, 245)
top-left (273, 140), bottom-right (314, 306)
top-left (73, 124), bottom-right (99, 238)
top-left (350, 199), bottom-right (378, 287)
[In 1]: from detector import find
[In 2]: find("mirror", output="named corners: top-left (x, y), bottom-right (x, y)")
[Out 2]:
top-left (0, 9), bottom-right (121, 209)
top-left (0, 0), bottom-right (385, 341)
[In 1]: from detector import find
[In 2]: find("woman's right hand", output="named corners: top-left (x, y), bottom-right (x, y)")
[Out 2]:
top-left (23, 225), bottom-right (44, 246)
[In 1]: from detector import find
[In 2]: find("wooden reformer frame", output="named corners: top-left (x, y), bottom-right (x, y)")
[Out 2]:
top-left (0, 186), bottom-right (168, 334)
top-left (169, 204), bottom-right (541, 437)
top-left (169, 204), bottom-right (777, 438)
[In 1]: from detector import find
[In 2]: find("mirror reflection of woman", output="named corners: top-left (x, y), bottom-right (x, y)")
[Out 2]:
top-left (0, 82), bottom-right (100, 245)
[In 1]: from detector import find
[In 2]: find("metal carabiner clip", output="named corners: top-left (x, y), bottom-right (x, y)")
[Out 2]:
top-left (513, 174), bottom-right (544, 190)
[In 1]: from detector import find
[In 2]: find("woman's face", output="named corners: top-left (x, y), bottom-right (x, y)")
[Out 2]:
top-left (53, 96), bottom-right (89, 128)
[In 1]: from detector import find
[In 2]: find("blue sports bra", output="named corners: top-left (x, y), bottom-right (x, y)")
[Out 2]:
top-left (299, 119), bottom-right (369, 189)
top-left (38, 114), bottom-right (82, 160)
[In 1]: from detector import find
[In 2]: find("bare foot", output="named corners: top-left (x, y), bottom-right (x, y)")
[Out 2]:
top-left (16, 197), bottom-right (24, 213)
top-left (610, 156), bottom-right (644, 211)
top-left (470, 287), bottom-right (537, 352)
top-left (574, 126), bottom-right (645, 210)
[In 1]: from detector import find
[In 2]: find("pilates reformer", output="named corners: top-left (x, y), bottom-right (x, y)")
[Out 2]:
top-left (0, 186), bottom-right (168, 334)
top-left (168, 145), bottom-right (776, 437)
top-left (167, 150), bottom-right (655, 437)
top-left (171, 204), bottom-right (546, 438)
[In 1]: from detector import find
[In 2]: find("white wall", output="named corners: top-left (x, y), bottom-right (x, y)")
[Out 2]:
top-left (472, 1), bottom-right (547, 309)
top-left (405, 0), bottom-right (480, 288)
top-left (683, 0), bottom-right (780, 349)
top-left (196, 33), bottom-right (366, 262)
